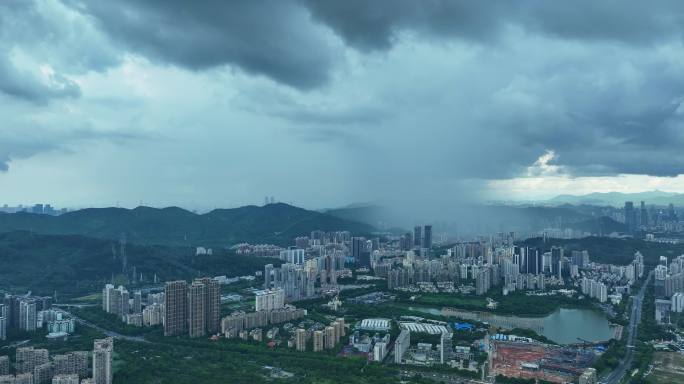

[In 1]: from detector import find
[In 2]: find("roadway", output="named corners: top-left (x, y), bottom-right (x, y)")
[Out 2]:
top-left (55, 307), bottom-right (149, 343)
top-left (602, 270), bottom-right (653, 384)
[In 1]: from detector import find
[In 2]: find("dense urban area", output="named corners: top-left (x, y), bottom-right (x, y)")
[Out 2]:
top-left (2, 197), bottom-right (684, 384)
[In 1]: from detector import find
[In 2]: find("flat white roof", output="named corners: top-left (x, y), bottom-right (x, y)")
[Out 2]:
top-left (359, 318), bottom-right (391, 330)
top-left (398, 322), bottom-right (449, 335)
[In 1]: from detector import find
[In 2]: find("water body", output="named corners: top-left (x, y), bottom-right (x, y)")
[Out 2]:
top-left (408, 306), bottom-right (614, 345)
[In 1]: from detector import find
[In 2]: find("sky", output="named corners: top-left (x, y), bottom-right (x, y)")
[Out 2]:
top-left (2, 0), bottom-right (684, 210)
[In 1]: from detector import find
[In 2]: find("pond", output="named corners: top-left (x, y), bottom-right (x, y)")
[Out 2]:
top-left (408, 306), bottom-right (615, 344)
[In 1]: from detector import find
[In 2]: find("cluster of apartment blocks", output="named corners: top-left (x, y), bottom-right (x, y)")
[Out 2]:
top-left (652, 255), bottom-right (684, 321)
top-left (581, 278), bottom-right (609, 303)
top-left (655, 255), bottom-right (684, 298)
top-left (233, 230), bottom-right (353, 258)
top-left (162, 278), bottom-right (220, 338)
top-left (102, 285), bottom-right (164, 328)
top-left (220, 286), bottom-right (345, 353)
top-left (1, 295), bottom-right (74, 341)
top-left (380, 244), bottom-right (642, 299)
top-left (221, 306), bottom-right (306, 339)
top-left (263, 253), bottom-right (345, 302)
top-left (382, 255), bottom-right (519, 295)
top-left (295, 318), bottom-right (345, 352)
top-left (0, 337), bottom-right (112, 384)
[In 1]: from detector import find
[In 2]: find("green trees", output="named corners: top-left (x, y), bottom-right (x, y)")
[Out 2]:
top-left (0, 231), bottom-right (280, 298)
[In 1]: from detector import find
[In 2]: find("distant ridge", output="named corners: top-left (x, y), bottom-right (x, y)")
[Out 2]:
top-left (324, 203), bottom-right (624, 235)
top-left (548, 190), bottom-right (684, 207)
top-left (0, 203), bottom-right (375, 247)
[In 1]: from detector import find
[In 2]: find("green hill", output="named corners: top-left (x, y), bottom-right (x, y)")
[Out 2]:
top-left (0, 231), bottom-right (281, 297)
top-left (0, 203), bottom-right (375, 247)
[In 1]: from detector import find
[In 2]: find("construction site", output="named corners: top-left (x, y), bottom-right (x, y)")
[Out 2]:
top-left (490, 340), bottom-right (596, 383)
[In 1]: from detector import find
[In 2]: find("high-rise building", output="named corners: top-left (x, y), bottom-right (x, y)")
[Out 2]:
top-left (624, 201), bottom-right (636, 233)
top-left (188, 282), bottom-right (206, 338)
top-left (640, 201), bottom-right (649, 227)
top-left (102, 285), bottom-right (114, 312)
top-left (131, 291), bottom-right (142, 314)
top-left (53, 352), bottom-right (88, 379)
top-left (264, 264), bottom-right (274, 289)
top-left (336, 318), bottom-right (345, 337)
top-left (373, 341), bottom-right (388, 362)
top-left (551, 246), bottom-right (563, 279)
top-left (400, 233), bottom-right (412, 251)
top-left (394, 330), bottom-right (410, 364)
top-left (351, 237), bottom-right (366, 265)
top-left (0, 315), bottom-right (5, 341)
top-left (0, 356), bottom-right (8, 375)
top-left (19, 299), bottom-right (37, 332)
top-left (93, 338), bottom-right (113, 384)
top-left (34, 362), bottom-right (53, 384)
top-left (255, 289), bottom-right (285, 312)
top-left (325, 326), bottom-right (336, 349)
top-left (413, 226), bottom-right (422, 247)
top-left (310, 230), bottom-right (325, 244)
top-left (14, 373), bottom-right (35, 384)
top-left (295, 328), bottom-right (306, 352)
top-left (313, 331), bottom-right (324, 352)
top-left (102, 285), bottom-right (129, 320)
top-left (440, 332), bottom-right (452, 364)
top-left (423, 225), bottom-right (432, 249)
top-left (0, 303), bottom-right (6, 339)
top-left (267, 263), bottom-right (315, 302)
top-left (142, 304), bottom-right (164, 327)
top-left (279, 249), bottom-right (306, 265)
top-left (195, 278), bottom-right (220, 334)
top-left (164, 281), bottom-right (188, 337)
top-left (188, 281), bottom-right (207, 337)
top-left (524, 248), bottom-right (542, 275)
top-left (331, 321), bottom-right (341, 344)
top-left (16, 347), bottom-right (49, 374)
top-left (4, 295), bottom-right (21, 331)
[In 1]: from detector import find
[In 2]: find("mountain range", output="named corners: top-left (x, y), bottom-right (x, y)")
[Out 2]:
top-left (324, 204), bottom-right (626, 235)
top-left (0, 203), bottom-right (375, 247)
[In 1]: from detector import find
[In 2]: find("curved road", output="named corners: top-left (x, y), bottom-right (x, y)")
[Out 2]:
top-left (55, 307), bottom-right (149, 343)
top-left (603, 270), bottom-right (653, 384)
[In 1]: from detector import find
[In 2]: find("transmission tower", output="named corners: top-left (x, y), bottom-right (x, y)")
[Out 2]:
top-left (120, 233), bottom-right (127, 273)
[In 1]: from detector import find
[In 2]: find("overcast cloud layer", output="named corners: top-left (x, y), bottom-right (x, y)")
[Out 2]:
top-left (2, 0), bottom-right (684, 210)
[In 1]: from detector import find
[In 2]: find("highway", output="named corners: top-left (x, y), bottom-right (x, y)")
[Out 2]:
top-left (603, 270), bottom-right (653, 384)
top-left (55, 307), bottom-right (150, 343)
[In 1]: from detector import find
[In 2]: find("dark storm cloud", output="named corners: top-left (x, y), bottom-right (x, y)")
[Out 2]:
top-left (301, 0), bottom-right (507, 51)
top-left (67, 0), bottom-right (336, 90)
top-left (0, 57), bottom-right (80, 103)
top-left (0, 124), bottom-right (146, 172)
top-left (523, 68), bottom-right (684, 177)
top-left (0, 0), bottom-right (117, 102)
top-left (302, 0), bottom-right (684, 50)
top-left (5, 0), bottom-right (684, 209)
